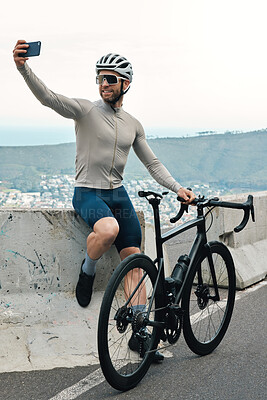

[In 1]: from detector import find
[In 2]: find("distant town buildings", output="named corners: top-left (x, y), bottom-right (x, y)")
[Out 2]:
top-left (0, 175), bottom-right (229, 228)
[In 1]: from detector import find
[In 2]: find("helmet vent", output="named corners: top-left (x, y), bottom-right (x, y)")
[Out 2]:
top-left (96, 53), bottom-right (133, 82)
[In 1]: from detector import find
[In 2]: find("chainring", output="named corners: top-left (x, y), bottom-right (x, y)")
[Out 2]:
top-left (165, 307), bottom-right (182, 344)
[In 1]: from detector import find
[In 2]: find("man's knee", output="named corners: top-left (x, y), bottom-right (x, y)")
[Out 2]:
top-left (89, 217), bottom-right (119, 246)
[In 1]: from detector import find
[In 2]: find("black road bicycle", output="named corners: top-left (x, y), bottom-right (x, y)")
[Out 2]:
top-left (98, 190), bottom-right (255, 391)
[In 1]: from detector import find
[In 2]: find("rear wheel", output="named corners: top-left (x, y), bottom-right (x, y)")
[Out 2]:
top-left (98, 254), bottom-right (164, 391)
top-left (182, 241), bottom-right (236, 355)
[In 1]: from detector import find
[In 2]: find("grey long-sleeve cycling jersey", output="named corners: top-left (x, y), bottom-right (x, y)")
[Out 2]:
top-left (17, 63), bottom-right (181, 192)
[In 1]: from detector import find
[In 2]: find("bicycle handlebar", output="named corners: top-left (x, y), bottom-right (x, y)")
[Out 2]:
top-left (171, 194), bottom-right (255, 232)
top-left (209, 195), bottom-right (255, 232)
top-left (138, 190), bottom-right (255, 233)
top-left (170, 203), bottom-right (189, 223)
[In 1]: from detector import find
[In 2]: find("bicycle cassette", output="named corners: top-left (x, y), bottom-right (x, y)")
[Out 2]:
top-left (132, 311), bottom-right (146, 333)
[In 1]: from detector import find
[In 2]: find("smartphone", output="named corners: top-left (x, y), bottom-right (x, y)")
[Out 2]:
top-left (19, 41), bottom-right (41, 58)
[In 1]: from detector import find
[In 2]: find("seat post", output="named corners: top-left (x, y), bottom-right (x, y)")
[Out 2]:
top-left (149, 197), bottom-right (164, 259)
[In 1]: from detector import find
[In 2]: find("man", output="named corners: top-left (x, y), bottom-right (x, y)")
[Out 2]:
top-left (13, 40), bottom-right (195, 362)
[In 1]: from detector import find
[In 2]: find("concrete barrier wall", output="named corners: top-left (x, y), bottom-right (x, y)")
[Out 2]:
top-left (0, 192), bottom-right (266, 295)
top-left (206, 191), bottom-right (267, 288)
top-left (0, 209), bottom-right (145, 295)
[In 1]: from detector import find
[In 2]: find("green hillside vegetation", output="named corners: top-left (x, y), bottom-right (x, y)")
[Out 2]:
top-left (126, 130), bottom-right (267, 191)
top-left (0, 143), bottom-right (75, 191)
top-left (0, 130), bottom-right (266, 192)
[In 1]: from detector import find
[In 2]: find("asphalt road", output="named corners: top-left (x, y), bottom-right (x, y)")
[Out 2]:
top-left (0, 281), bottom-right (266, 400)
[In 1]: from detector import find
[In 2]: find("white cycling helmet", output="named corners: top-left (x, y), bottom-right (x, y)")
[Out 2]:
top-left (96, 53), bottom-right (133, 82)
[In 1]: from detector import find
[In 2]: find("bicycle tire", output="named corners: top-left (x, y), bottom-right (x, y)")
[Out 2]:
top-left (182, 241), bottom-right (236, 355)
top-left (98, 253), bottom-right (164, 391)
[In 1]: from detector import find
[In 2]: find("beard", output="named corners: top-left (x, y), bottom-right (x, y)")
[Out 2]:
top-left (100, 86), bottom-right (121, 104)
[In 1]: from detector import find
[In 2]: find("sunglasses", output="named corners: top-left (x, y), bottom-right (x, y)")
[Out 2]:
top-left (96, 74), bottom-right (126, 85)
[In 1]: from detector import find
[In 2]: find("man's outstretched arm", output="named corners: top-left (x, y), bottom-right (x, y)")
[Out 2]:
top-left (13, 39), bottom-right (89, 120)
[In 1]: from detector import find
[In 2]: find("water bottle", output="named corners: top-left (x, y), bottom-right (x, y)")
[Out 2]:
top-left (171, 254), bottom-right (190, 290)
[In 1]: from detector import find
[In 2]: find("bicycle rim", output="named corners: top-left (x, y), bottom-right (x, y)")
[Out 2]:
top-left (98, 254), bottom-right (164, 391)
top-left (182, 241), bottom-right (236, 355)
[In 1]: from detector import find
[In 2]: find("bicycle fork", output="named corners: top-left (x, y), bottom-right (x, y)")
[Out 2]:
top-left (194, 242), bottom-right (220, 307)
top-left (204, 243), bottom-right (220, 301)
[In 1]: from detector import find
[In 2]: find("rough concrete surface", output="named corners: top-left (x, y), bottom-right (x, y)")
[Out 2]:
top-left (0, 209), bottom-right (145, 295)
top-left (0, 291), bottom-right (103, 373)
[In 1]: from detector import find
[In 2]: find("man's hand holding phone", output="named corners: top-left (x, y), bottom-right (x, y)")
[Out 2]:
top-left (13, 40), bottom-right (41, 67)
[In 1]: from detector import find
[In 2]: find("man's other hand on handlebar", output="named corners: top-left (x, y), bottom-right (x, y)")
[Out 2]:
top-left (177, 187), bottom-right (196, 205)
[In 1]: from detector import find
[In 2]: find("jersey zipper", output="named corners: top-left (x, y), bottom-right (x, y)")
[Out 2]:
top-left (109, 112), bottom-right (118, 189)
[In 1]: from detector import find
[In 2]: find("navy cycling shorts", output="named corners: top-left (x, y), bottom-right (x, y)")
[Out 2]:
top-left (72, 186), bottom-right (142, 253)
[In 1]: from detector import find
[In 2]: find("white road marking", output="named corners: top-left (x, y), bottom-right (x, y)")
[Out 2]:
top-left (48, 280), bottom-right (266, 400)
top-left (48, 367), bottom-right (105, 400)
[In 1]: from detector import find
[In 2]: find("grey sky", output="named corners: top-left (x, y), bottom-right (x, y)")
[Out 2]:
top-left (1, 0), bottom-right (267, 142)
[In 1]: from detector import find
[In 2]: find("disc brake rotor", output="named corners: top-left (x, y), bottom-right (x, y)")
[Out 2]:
top-left (195, 284), bottom-right (210, 310)
top-left (115, 306), bottom-right (132, 333)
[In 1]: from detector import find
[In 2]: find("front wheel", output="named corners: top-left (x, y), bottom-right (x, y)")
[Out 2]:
top-left (98, 254), bottom-right (164, 391)
top-left (182, 241), bottom-right (236, 355)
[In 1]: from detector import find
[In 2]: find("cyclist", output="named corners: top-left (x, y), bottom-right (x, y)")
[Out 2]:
top-left (13, 40), bottom-right (196, 362)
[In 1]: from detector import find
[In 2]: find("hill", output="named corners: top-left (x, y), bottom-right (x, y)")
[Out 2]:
top-left (0, 130), bottom-right (267, 192)
top-left (125, 130), bottom-right (267, 191)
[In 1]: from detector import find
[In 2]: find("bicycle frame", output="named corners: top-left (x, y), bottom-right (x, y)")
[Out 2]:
top-left (98, 191), bottom-right (255, 391)
top-left (149, 197), bottom-right (208, 306)
top-left (146, 192), bottom-right (254, 308)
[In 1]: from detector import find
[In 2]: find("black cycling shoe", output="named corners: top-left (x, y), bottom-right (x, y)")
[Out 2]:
top-left (75, 260), bottom-right (95, 307)
top-left (128, 333), bottom-right (164, 363)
